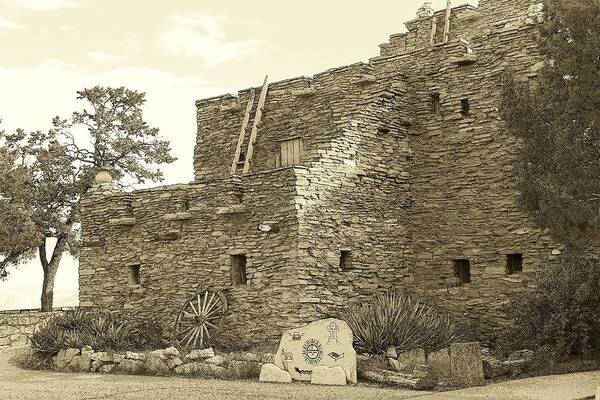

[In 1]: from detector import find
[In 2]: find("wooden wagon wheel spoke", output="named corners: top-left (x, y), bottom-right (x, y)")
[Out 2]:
top-left (188, 300), bottom-right (200, 316)
top-left (203, 292), bottom-right (216, 315)
top-left (173, 289), bottom-right (228, 350)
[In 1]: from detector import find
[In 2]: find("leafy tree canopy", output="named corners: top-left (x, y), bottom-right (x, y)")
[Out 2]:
top-left (501, 0), bottom-right (600, 250)
top-left (0, 87), bottom-right (176, 309)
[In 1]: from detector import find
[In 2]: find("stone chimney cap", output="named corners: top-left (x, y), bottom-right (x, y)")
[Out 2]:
top-left (417, 2), bottom-right (435, 18)
top-left (94, 167), bottom-right (113, 185)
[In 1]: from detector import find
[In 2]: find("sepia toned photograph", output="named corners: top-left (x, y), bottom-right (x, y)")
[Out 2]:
top-left (1, 0), bottom-right (599, 399)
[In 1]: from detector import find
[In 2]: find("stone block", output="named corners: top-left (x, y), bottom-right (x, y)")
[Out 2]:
top-left (273, 318), bottom-right (357, 384)
top-left (427, 348), bottom-right (451, 378)
top-left (125, 351), bottom-right (146, 361)
top-left (53, 348), bottom-right (80, 369)
top-left (117, 359), bottom-right (145, 374)
top-left (310, 365), bottom-right (347, 386)
top-left (450, 342), bottom-right (485, 388)
top-left (167, 357), bottom-right (183, 370)
top-left (482, 354), bottom-right (509, 379)
top-left (205, 355), bottom-right (225, 366)
top-left (68, 354), bottom-right (92, 372)
top-left (392, 348), bottom-right (426, 373)
top-left (184, 348), bottom-right (215, 362)
top-left (145, 353), bottom-right (170, 374)
top-left (259, 363), bottom-right (292, 383)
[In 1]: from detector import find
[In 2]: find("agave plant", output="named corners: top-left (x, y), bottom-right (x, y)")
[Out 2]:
top-left (341, 291), bottom-right (464, 355)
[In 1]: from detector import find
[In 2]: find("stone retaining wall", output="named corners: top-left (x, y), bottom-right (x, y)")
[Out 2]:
top-left (0, 308), bottom-right (76, 349)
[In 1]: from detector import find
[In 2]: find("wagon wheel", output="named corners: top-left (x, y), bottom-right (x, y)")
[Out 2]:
top-left (173, 289), bottom-right (228, 350)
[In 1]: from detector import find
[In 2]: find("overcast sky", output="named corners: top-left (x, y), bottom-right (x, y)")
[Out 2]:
top-left (0, 0), bottom-right (478, 310)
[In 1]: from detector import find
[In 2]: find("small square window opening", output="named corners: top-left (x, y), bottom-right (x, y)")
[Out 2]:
top-left (230, 255), bottom-right (248, 285)
top-left (461, 99), bottom-right (470, 117)
top-left (506, 254), bottom-right (523, 275)
top-left (340, 250), bottom-right (352, 270)
top-left (129, 265), bottom-right (141, 285)
top-left (453, 259), bottom-right (471, 284)
top-left (432, 93), bottom-right (441, 114)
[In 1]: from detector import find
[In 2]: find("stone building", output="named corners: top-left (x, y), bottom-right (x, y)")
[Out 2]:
top-left (80, 0), bottom-right (556, 345)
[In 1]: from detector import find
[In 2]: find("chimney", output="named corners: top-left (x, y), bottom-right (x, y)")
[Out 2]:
top-left (417, 2), bottom-right (434, 18)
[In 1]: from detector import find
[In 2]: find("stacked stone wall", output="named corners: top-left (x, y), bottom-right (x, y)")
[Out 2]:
top-left (372, 1), bottom-right (556, 335)
top-left (0, 308), bottom-right (75, 349)
top-left (80, 0), bottom-right (561, 344)
top-left (80, 169), bottom-right (311, 346)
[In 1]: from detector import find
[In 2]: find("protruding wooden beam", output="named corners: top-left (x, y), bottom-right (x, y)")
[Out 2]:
top-left (430, 16), bottom-right (438, 46)
top-left (243, 75), bottom-right (269, 174)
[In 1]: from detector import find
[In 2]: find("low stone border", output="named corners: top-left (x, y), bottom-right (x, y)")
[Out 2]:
top-left (52, 346), bottom-right (274, 378)
top-left (0, 308), bottom-right (78, 349)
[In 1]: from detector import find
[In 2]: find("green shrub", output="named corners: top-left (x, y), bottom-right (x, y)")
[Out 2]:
top-left (506, 257), bottom-right (600, 357)
top-left (340, 291), bottom-right (464, 355)
top-left (130, 321), bottom-right (165, 350)
top-left (29, 309), bottom-right (147, 359)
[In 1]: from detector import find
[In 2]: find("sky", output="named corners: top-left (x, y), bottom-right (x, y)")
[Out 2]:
top-left (0, 0), bottom-right (478, 310)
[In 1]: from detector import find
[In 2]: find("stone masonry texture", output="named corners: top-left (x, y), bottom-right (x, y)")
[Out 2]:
top-left (0, 308), bottom-right (75, 349)
top-left (79, 0), bottom-right (563, 346)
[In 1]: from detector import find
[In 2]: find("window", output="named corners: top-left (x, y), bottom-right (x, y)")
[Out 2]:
top-left (506, 254), bottom-right (523, 275)
top-left (230, 255), bottom-right (247, 285)
top-left (339, 250), bottom-right (352, 270)
top-left (129, 265), bottom-right (141, 285)
top-left (238, 152), bottom-right (246, 163)
top-left (453, 260), bottom-right (471, 284)
top-left (461, 99), bottom-right (470, 117)
top-left (432, 93), bottom-right (441, 114)
top-left (279, 137), bottom-right (303, 167)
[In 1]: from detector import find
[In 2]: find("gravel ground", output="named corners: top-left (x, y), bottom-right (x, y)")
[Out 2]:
top-left (1, 347), bottom-right (598, 400)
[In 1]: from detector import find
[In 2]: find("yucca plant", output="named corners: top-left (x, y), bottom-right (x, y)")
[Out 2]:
top-left (341, 291), bottom-right (464, 355)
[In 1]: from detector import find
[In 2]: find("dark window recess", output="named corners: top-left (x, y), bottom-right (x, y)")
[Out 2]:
top-left (461, 99), bottom-right (470, 117)
top-left (340, 250), bottom-right (352, 270)
top-left (506, 254), bottom-right (523, 275)
top-left (453, 260), bottom-right (471, 284)
top-left (238, 152), bottom-right (246, 163)
top-left (129, 265), bottom-right (141, 285)
top-left (230, 255), bottom-right (247, 285)
top-left (377, 127), bottom-right (391, 134)
top-left (432, 93), bottom-right (441, 114)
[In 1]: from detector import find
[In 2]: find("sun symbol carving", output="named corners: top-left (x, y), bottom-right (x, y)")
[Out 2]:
top-left (302, 338), bottom-right (323, 365)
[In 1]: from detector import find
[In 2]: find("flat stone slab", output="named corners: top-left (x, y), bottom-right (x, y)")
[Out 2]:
top-left (259, 363), bottom-right (292, 383)
top-left (450, 342), bottom-right (485, 388)
top-left (274, 318), bottom-right (357, 384)
top-left (310, 366), bottom-right (346, 386)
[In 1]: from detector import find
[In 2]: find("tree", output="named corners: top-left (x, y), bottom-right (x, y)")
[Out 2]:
top-left (501, 0), bottom-right (600, 250)
top-left (0, 87), bottom-right (176, 310)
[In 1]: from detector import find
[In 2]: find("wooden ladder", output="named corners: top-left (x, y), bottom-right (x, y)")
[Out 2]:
top-left (230, 89), bottom-right (256, 174)
top-left (242, 75), bottom-right (269, 174)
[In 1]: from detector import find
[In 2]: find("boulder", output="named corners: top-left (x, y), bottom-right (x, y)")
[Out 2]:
top-left (482, 353), bottom-right (510, 379)
top-left (184, 348), bottom-right (215, 362)
top-left (90, 352), bottom-right (114, 363)
top-left (68, 353), bottom-right (92, 372)
top-left (117, 359), bottom-right (145, 374)
top-left (427, 348), bottom-right (451, 379)
top-left (53, 348), bottom-right (80, 369)
top-left (164, 346), bottom-right (180, 358)
top-left (273, 318), bottom-right (357, 383)
top-left (125, 351), bottom-right (146, 361)
top-left (394, 348), bottom-right (426, 373)
top-left (259, 363), bottom-right (292, 383)
top-left (145, 352), bottom-right (170, 374)
top-left (81, 346), bottom-right (94, 357)
top-left (361, 365), bottom-right (437, 390)
top-left (450, 342), bottom-right (485, 388)
top-left (167, 357), bottom-right (184, 370)
top-left (99, 364), bottom-right (115, 373)
top-left (205, 355), bottom-right (225, 366)
top-left (310, 366), bottom-right (347, 386)
top-left (507, 350), bottom-right (534, 362)
top-left (174, 361), bottom-right (225, 376)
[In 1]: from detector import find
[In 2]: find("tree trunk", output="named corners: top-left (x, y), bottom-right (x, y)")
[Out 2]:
top-left (39, 236), bottom-right (67, 312)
